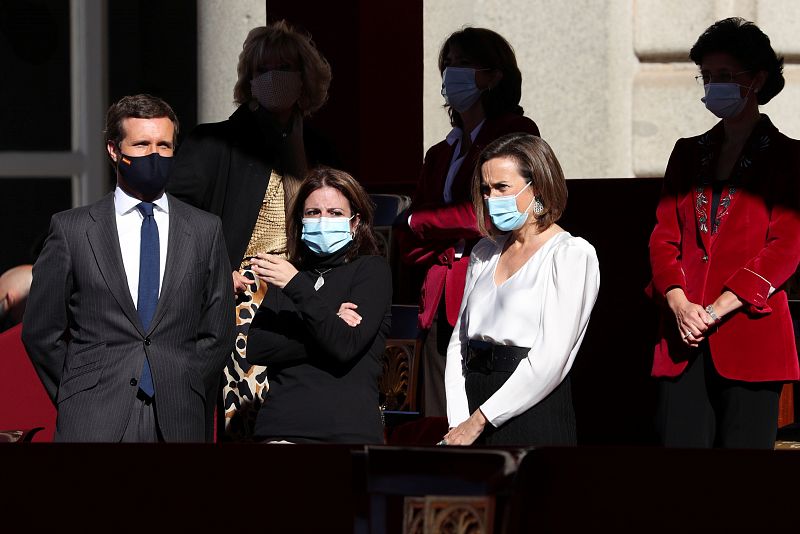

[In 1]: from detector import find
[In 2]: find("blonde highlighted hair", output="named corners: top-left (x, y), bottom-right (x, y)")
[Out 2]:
top-left (234, 20), bottom-right (332, 116)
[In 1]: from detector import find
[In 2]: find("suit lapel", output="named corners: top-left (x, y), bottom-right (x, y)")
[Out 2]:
top-left (470, 119), bottom-right (495, 157)
top-left (454, 117), bottom-right (503, 200)
top-left (709, 185), bottom-right (737, 250)
top-left (430, 142), bottom-right (457, 202)
top-left (693, 127), bottom-right (720, 254)
top-left (693, 185), bottom-right (712, 253)
top-left (708, 116), bottom-right (774, 249)
top-left (447, 122), bottom-right (489, 202)
top-left (86, 194), bottom-right (145, 336)
top-left (149, 195), bottom-right (192, 333)
top-left (220, 140), bottom-right (272, 268)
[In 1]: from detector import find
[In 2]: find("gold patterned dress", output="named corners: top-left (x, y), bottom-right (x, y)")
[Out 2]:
top-left (222, 171), bottom-right (287, 440)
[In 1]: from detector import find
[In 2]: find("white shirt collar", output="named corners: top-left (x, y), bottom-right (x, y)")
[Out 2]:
top-left (114, 186), bottom-right (169, 216)
top-left (445, 119), bottom-right (486, 147)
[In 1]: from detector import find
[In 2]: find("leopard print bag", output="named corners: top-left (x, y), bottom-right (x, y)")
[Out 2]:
top-left (222, 269), bottom-right (269, 441)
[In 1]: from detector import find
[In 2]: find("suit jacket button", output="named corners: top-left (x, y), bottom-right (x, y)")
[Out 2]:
top-left (145, 338), bottom-right (151, 346)
top-left (701, 255), bottom-right (709, 262)
top-left (130, 378), bottom-right (138, 386)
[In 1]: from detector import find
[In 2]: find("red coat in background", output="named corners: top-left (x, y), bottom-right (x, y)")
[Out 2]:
top-left (398, 113), bottom-right (540, 330)
top-left (649, 116), bottom-right (800, 382)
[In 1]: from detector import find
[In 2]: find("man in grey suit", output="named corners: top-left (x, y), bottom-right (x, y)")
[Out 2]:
top-left (22, 94), bottom-right (235, 442)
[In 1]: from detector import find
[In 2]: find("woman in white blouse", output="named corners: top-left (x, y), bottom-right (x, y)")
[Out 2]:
top-left (442, 133), bottom-right (600, 446)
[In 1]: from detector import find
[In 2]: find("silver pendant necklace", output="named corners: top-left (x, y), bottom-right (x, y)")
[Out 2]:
top-left (313, 267), bottom-right (334, 291)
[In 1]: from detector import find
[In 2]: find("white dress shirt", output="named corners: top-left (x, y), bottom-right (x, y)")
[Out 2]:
top-left (432, 120), bottom-right (486, 258)
top-left (442, 120), bottom-right (484, 203)
top-left (444, 231), bottom-right (600, 428)
top-left (114, 186), bottom-right (170, 306)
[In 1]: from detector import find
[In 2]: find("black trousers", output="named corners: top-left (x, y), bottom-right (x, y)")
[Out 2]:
top-left (466, 369), bottom-right (576, 447)
top-left (656, 349), bottom-right (782, 449)
top-left (420, 300), bottom-right (454, 418)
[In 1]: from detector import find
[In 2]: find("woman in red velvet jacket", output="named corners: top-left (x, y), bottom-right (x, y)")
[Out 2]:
top-left (397, 27), bottom-right (539, 417)
top-left (649, 17), bottom-right (800, 449)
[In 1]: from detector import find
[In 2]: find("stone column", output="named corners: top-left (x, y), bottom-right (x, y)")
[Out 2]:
top-left (197, 0), bottom-right (267, 124)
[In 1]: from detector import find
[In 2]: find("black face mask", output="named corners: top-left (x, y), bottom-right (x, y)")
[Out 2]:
top-left (116, 152), bottom-right (172, 199)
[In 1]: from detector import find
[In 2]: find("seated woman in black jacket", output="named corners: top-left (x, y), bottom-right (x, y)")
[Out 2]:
top-left (247, 167), bottom-right (392, 443)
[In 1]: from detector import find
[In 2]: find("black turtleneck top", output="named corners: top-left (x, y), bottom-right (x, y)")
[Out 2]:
top-left (246, 245), bottom-right (392, 443)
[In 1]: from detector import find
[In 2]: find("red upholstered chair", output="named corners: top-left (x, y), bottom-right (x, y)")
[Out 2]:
top-left (0, 324), bottom-right (56, 441)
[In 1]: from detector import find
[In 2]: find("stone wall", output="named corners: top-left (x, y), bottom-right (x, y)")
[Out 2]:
top-left (424, 0), bottom-right (800, 178)
top-left (197, 0), bottom-right (267, 124)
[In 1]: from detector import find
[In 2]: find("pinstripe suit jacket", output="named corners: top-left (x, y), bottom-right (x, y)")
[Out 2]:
top-left (22, 192), bottom-right (235, 442)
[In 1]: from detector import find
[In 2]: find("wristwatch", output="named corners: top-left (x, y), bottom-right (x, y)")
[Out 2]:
top-left (705, 304), bottom-right (720, 323)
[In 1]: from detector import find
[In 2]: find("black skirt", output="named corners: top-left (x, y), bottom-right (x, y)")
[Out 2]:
top-left (466, 369), bottom-right (576, 447)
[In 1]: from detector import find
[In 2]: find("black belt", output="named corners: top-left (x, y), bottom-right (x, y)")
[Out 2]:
top-left (466, 340), bottom-right (529, 373)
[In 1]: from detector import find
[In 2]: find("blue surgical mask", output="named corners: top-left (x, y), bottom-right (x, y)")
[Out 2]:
top-left (486, 182), bottom-right (533, 232)
top-left (441, 67), bottom-right (485, 113)
top-left (701, 82), bottom-right (751, 119)
top-left (301, 216), bottom-right (354, 255)
top-left (117, 152), bottom-right (173, 199)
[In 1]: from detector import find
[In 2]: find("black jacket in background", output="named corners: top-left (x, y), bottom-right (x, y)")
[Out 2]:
top-left (167, 105), bottom-right (339, 270)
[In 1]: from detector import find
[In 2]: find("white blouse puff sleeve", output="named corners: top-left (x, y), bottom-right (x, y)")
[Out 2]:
top-left (444, 232), bottom-right (600, 428)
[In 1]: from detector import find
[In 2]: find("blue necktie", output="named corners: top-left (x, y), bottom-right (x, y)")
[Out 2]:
top-left (137, 202), bottom-right (158, 398)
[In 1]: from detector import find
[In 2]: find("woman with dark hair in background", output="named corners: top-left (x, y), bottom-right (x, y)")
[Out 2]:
top-left (246, 167), bottom-right (391, 443)
top-left (442, 133), bottom-right (599, 446)
top-left (648, 18), bottom-right (800, 448)
top-left (167, 21), bottom-right (338, 439)
top-left (397, 27), bottom-right (540, 418)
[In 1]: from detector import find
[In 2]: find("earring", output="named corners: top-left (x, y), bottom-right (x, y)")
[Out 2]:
top-left (533, 196), bottom-right (544, 216)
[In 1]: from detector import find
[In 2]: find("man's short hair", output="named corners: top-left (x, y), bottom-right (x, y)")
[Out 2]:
top-left (104, 94), bottom-right (179, 149)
